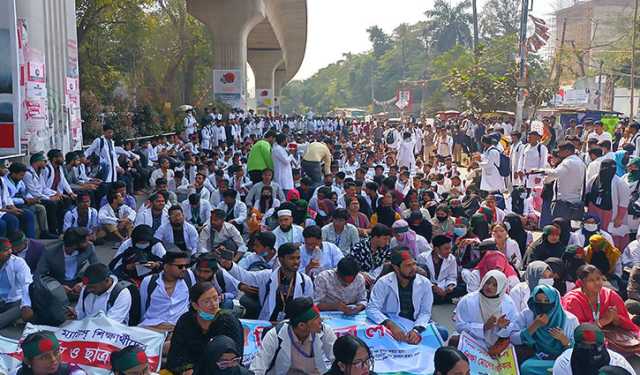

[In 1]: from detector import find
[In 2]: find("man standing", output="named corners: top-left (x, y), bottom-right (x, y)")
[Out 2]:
top-left (247, 130), bottom-right (276, 184)
top-left (509, 132), bottom-right (526, 188)
top-left (302, 138), bottom-right (333, 190)
top-left (516, 131), bottom-right (548, 193)
top-left (478, 135), bottom-right (505, 193)
top-left (84, 125), bottom-right (121, 185)
top-left (183, 109), bottom-right (197, 139)
top-left (272, 133), bottom-right (295, 193)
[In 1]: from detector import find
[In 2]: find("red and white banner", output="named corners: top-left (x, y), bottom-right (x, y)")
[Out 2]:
top-left (0, 313), bottom-right (165, 375)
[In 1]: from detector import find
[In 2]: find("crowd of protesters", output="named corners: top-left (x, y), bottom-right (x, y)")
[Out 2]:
top-left (1, 108), bottom-right (640, 375)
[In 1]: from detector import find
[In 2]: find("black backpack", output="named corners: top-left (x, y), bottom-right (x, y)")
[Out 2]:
top-left (29, 275), bottom-right (70, 326)
top-left (145, 272), bottom-right (193, 309)
top-left (386, 131), bottom-right (395, 145)
top-left (79, 280), bottom-right (142, 326)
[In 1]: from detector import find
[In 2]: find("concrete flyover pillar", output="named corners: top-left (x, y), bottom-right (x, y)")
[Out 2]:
top-left (273, 66), bottom-right (287, 114)
top-left (248, 50), bottom-right (283, 112)
top-left (187, 0), bottom-right (266, 109)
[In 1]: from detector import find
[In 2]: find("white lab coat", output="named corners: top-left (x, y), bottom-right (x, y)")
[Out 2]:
top-left (42, 164), bottom-right (73, 195)
top-left (181, 200), bottom-right (212, 226)
top-left (298, 242), bottom-right (344, 275)
top-left (417, 251), bottom-right (458, 289)
top-left (134, 206), bottom-right (170, 229)
top-left (84, 136), bottom-right (120, 183)
top-left (517, 143), bottom-right (548, 188)
top-left (63, 207), bottom-right (99, 232)
top-left (249, 322), bottom-right (336, 375)
top-left (585, 174), bottom-right (631, 221)
top-left (149, 169), bottom-right (174, 190)
top-left (454, 291), bottom-right (519, 346)
top-left (227, 264), bottom-right (314, 321)
top-left (216, 200), bottom-right (248, 225)
top-left (569, 229), bottom-right (614, 248)
top-left (0, 255), bottom-right (32, 307)
top-left (366, 272), bottom-right (433, 330)
top-left (622, 239), bottom-right (640, 268)
top-left (510, 141), bottom-right (526, 186)
top-left (75, 275), bottom-right (132, 324)
top-left (272, 144), bottom-right (295, 190)
top-left (397, 138), bottom-right (417, 170)
top-left (154, 222), bottom-right (199, 255)
top-left (480, 147), bottom-right (505, 192)
top-left (273, 224), bottom-right (305, 250)
top-left (98, 204), bottom-right (136, 225)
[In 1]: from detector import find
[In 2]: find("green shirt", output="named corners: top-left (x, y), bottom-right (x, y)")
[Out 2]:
top-left (247, 140), bottom-right (273, 172)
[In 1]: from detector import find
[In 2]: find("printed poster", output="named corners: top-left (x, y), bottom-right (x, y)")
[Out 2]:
top-left (458, 332), bottom-right (520, 375)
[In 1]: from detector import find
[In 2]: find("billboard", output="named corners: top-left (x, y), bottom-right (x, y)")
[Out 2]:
top-left (0, 0), bottom-right (21, 153)
top-left (213, 69), bottom-right (244, 109)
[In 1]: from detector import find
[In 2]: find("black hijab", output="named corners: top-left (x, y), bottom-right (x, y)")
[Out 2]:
top-left (545, 257), bottom-right (568, 295)
top-left (552, 217), bottom-right (572, 248)
top-left (504, 213), bottom-right (527, 257)
top-left (194, 335), bottom-right (251, 375)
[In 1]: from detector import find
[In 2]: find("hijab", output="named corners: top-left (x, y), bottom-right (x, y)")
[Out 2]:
top-left (592, 159), bottom-right (617, 209)
top-left (580, 214), bottom-right (601, 247)
top-left (527, 225), bottom-right (565, 263)
top-left (545, 257), bottom-right (568, 295)
top-left (195, 335), bottom-right (249, 375)
top-left (552, 217), bottom-right (572, 248)
top-left (627, 157), bottom-right (640, 183)
top-left (585, 234), bottom-right (621, 275)
top-left (526, 261), bottom-right (550, 291)
top-left (392, 220), bottom-right (418, 257)
top-left (470, 213), bottom-right (490, 240)
top-left (526, 285), bottom-right (567, 357)
top-left (475, 250), bottom-right (518, 279)
top-left (570, 324), bottom-right (611, 375)
top-left (504, 213), bottom-right (527, 256)
top-left (479, 270), bottom-right (508, 325)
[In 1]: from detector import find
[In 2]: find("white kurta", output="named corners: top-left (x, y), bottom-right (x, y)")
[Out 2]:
top-left (517, 143), bottom-right (548, 188)
top-left (397, 139), bottom-right (417, 171)
top-left (272, 143), bottom-right (294, 190)
top-left (480, 147), bottom-right (506, 192)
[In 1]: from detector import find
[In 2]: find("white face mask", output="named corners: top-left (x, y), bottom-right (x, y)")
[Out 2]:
top-left (583, 223), bottom-right (598, 232)
top-left (538, 278), bottom-right (555, 286)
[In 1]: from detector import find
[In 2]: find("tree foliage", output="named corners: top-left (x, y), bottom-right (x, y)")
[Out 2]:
top-left (479, 0), bottom-right (521, 41)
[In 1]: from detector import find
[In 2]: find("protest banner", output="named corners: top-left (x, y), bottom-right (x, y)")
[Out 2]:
top-left (0, 313), bottom-right (165, 375)
top-left (241, 312), bottom-right (444, 375)
top-left (457, 331), bottom-right (520, 375)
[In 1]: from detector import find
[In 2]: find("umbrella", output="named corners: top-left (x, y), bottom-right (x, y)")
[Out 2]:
top-left (177, 105), bottom-right (193, 112)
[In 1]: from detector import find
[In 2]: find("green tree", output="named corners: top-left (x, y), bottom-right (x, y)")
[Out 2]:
top-left (479, 0), bottom-right (520, 40)
top-left (423, 0), bottom-right (473, 53)
top-left (366, 25), bottom-right (392, 58)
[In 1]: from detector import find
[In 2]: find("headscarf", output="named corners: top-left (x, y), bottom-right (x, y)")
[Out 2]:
top-left (195, 335), bottom-right (249, 375)
top-left (562, 245), bottom-right (586, 282)
top-left (477, 206), bottom-right (495, 224)
top-left (286, 189), bottom-right (301, 202)
top-left (475, 250), bottom-right (518, 279)
top-left (585, 234), bottom-right (621, 275)
top-left (528, 225), bottom-right (566, 264)
top-left (504, 213), bottom-right (527, 256)
top-left (570, 324), bottom-right (611, 375)
top-left (580, 214), bottom-right (601, 247)
top-left (614, 150), bottom-right (628, 177)
top-left (545, 257), bottom-right (568, 295)
top-left (318, 198), bottom-right (336, 217)
top-left (392, 220), bottom-right (418, 257)
top-left (598, 159), bottom-right (618, 193)
top-left (526, 285), bottom-right (567, 357)
top-left (479, 270), bottom-right (508, 325)
top-left (552, 217), bottom-right (572, 248)
top-left (627, 157), bottom-right (640, 183)
top-left (470, 213), bottom-right (490, 240)
top-left (292, 199), bottom-right (311, 225)
top-left (526, 261), bottom-right (550, 291)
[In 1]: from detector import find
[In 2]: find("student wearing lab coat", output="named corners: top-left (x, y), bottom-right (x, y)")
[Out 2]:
top-left (397, 132), bottom-right (417, 171)
top-left (154, 205), bottom-right (199, 255)
top-left (181, 193), bottom-right (211, 232)
top-left (134, 193), bottom-right (170, 232)
top-left (454, 270), bottom-right (519, 352)
top-left (219, 242), bottom-right (314, 321)
top-left (84, 124), bottom-right (121, 184)
top-left (367, 248), bottom-right (444, 345)
top-left (516, 131), bottom-right (548, 191)
top-left (478, 135), bottom-right (505, 193)
top-left (417, 235), bottom-right (462, 305)
top-left (298, 225), bottom-right (344, 278)
top-left (509, 132), bottom-right (526, 187)
top-left (272, 134), bottom-right (295, 192)
top-left (98, 191), bottom-right (136, 243)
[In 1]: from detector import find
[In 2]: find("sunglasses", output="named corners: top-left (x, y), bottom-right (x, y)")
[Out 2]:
top-left (171, 263), bottom-right (190, 270)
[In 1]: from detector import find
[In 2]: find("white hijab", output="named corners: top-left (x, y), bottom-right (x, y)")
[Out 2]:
top-left (478, 270), bottom-right (508, 323)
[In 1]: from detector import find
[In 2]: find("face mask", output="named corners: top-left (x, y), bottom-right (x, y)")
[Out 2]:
top-left (198, 310), bottom-right (216, 321)
top-left (538, 278), bottom-right (555, 286)
top-left (437, 216), bottom-right (448, 222)
top-left (534, 302), bottom-right (554, 314)
top-left (136, 242), bottom-right (150, 249)
top-left (583, 223), bottom-right (598, 232)
top-left (454, 227), bottom-right (467, 237)
top-left (258, 250), bottom-right (271, 259)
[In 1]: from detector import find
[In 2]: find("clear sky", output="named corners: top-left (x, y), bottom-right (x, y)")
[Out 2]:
top-left (292, 0), bottom-right (558, 80)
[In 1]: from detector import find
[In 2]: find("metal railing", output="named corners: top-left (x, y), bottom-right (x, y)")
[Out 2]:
top-left (81, 132), bottom-right (178, 149)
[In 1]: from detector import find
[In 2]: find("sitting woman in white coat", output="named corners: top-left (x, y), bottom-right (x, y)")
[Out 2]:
top-left (417, 235), bottom-right (465, 304)
top-left (453, 270), bottom-right (519, 354)
top-left (250, 297), bottom-right (336, 375)
top-left (511, 284), bottom-right (579, 375)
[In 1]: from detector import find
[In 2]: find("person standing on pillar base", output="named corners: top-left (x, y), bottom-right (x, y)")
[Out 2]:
top-left (84, 125), bottom-right (123, 205)
top-left (247, 130), bottom-right (276, 184)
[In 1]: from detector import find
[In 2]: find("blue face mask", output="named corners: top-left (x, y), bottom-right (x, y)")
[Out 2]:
top-left (454, 227), bottom-right (467, 237)
top-left (198, 310), bottom-right (216, 321)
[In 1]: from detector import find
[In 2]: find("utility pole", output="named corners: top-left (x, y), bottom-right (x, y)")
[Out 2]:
top-left (554, 19), bottom-right (567, 93)
top-left (631, 0), bottom-right (639, 119)
top-left (472, 0), bottom-right (479, 59)
top-left (515, 0), bottom-right (530, 132)
top-left (598, 60), bottom-right (604, 110)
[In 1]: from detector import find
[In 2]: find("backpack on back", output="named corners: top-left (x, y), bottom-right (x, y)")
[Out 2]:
top-left (386, 131), bottom-right (395, 145)
top-left (490, 147), bottom-right (511, 177)
top-left (79, 279), bottom-right (142, 326)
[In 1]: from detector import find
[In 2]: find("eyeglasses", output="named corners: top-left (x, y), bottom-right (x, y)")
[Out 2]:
top-left (216, 357), bottom-right (241, 369)
top-left (350, 357), bottom-right (373, 370)
top-left (199, 295), bottom-right (221, 307)
top-left (171, 263), bottom-right (190, 270)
